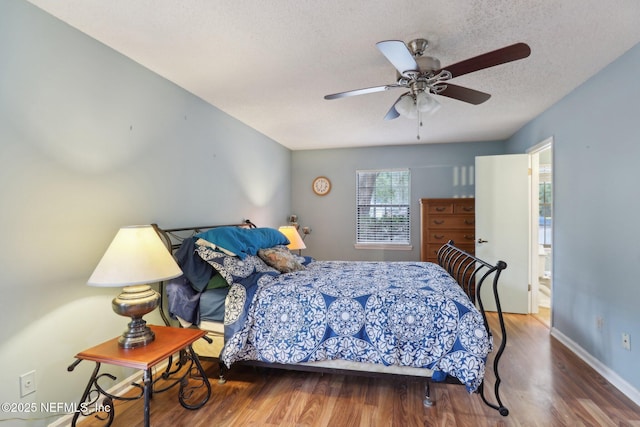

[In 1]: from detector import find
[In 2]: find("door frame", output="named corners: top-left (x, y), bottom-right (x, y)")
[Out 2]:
top-left (526, 136), bottom-right (554, 317)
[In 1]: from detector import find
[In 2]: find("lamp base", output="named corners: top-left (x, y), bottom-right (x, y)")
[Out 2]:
top-left (118, 318), bottom-right (155, 349)
top-left (112, 284), bottom-right (161, 349)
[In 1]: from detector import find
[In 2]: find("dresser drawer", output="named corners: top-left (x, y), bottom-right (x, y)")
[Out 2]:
top-left (426, 201), bottom-right (454, 214)
top-left (428, 216), bottom-right (475, 229)
top-left (453, 200), bottom-right (475, 214)
top-left (426, 230), bottom-right (475, 244)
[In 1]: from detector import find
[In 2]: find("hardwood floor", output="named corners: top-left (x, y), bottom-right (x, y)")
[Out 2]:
top-left (77, 313), bottom-right (640, 427)
top-left (533, 305), bottom-right (550, 327)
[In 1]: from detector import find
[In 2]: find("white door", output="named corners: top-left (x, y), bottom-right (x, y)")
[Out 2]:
top-left (475, 154), bottom-right (530, 314)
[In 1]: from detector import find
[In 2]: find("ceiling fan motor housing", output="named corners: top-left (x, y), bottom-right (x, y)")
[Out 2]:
top-left (417, 56), bottom-right (441, 71)
top-left (397, 55), bottom-right (446, 96)
top-left (398, 56), bottom-right (442, 78)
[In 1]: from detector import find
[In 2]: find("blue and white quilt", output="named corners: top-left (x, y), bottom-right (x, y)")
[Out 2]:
top-left (219, 260), bottom-right (492, 392)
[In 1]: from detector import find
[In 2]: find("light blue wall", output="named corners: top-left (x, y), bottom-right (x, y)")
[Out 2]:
top-left (0, 1), bottom-right (290, 425)
top-left (291, 141), bottom-right (505, 261)
top-left (3, 0), bottom-right (638, 420)
top-left (506, 43), bottom-right (640, 393)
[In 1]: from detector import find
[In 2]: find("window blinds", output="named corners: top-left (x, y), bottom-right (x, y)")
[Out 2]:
top-left (356, 169), bottom-right (410, 244)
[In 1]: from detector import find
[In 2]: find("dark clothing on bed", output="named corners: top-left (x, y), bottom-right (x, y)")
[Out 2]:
top-left (174, 237), bottom-right (215, 291)
top-left (166, 276), bottom-right (201, 324)
top-left (166, 276), bottom-right (228, 324)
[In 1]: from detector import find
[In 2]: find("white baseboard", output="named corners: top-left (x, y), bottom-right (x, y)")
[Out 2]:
top-left (551, 327), bottom-right (640, 407)
top-left (48, 363), bottom-right (166, 427)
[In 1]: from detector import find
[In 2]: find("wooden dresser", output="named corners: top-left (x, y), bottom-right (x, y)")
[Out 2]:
top-left (420, 198), bottom-right (475, 262)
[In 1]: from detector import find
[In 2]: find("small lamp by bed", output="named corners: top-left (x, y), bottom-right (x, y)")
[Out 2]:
top-left (87, 225), bottom-right (182, 349)
top-left (278, 225), bottom-right (306, 255)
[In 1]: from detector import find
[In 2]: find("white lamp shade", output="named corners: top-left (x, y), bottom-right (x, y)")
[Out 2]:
top-left (87, 225), bottom-right (183, 287)
top-left (395, 94), bottom-right (417, 119)
top-left (416, 91), bottom-right (441, 114)
top-left (278, 226), bottom-right (306, 251)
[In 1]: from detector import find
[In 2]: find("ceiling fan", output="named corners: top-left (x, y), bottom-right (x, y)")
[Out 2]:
top-left (324, 38), bottom-right (531, 123)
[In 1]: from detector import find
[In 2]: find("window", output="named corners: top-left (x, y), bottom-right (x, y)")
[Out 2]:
top-left (539, 179), bottom-right (552, 247)
top-left (356, 169), bottom-right (411, 248)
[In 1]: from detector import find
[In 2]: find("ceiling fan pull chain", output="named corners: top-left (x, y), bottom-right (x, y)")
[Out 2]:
top-left (417, 111), bottom-right (422, 140)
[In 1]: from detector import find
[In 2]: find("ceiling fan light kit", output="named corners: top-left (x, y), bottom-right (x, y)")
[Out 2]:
top-left (325, 37), bottom-right (531, 139)
top-left (395, 92), bottom-right (441, 119)
top-left (395, 94), bottom-right (418, 119)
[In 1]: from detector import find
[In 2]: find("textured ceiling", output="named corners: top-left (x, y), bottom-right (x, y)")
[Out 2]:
top-left (26, 0), bottom-right (640, 150)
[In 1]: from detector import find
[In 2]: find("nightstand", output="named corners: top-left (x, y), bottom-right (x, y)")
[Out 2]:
top-left (68, 325), bottom-right (211, 427)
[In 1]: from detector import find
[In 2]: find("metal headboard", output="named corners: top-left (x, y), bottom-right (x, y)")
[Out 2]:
top-left (151, 220), bottom-right (256, 327)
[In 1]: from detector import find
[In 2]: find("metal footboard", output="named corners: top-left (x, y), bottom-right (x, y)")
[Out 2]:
top-left (437, 240), bottom-right (510, 416)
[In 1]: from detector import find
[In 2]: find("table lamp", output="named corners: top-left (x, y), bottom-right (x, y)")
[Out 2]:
top-left (87, 225), bottom-right (182, 348)
top-left (278, 225), bottom-right (306, 255)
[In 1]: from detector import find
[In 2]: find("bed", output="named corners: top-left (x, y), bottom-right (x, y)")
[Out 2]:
top-left (154, 221), bottom-right (509, 416)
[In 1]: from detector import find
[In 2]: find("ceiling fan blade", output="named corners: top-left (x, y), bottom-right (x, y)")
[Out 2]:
top-left (384, 104), bottom-right (400, 120)
top-left (324, 84), bottom-right (402, 100)
top-left (437, 42), bottom-right (531, 78)
top-left (376, 40), bottom-right (419, 74)
top-left (437, 84), bottom-right (491, 105)
top-left (384, 95), bottom-right (405, 120)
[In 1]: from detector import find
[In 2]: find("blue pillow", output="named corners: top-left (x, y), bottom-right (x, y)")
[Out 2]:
top-left (195, 227), bottom-right (289, 259)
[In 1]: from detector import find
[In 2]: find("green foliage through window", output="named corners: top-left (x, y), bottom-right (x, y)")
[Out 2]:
top-left (539, 181), bottom-right (552, 246)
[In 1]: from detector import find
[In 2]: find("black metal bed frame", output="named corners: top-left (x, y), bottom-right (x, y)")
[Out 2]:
top-left (437, 241), bottom-right (509, 416)
top-left (154, 222), bottom-right (510, 417)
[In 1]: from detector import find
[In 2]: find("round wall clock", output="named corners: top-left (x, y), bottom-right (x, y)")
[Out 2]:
top-left (312, 176), bottom-right (331, 196)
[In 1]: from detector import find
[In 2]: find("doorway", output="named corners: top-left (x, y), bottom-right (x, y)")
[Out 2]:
top-left (529, 139), bottom-right (553, 327)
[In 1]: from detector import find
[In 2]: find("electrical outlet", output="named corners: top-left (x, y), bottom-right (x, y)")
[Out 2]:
top-left (622, 333), bottom-right (631, 351)
top-left (20, 370), bottom-right (36, 397)
top-left (596, 316), bottom-right (604, 331)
